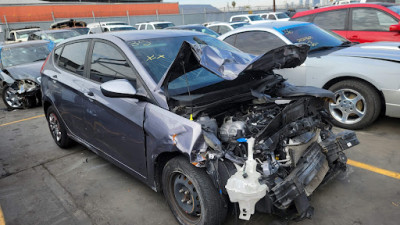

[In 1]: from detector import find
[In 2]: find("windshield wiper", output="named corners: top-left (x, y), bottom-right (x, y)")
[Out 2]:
top-left (309, 46), bottom-right (336, 52)
top-left (339, 41), bottom-right (353, 47)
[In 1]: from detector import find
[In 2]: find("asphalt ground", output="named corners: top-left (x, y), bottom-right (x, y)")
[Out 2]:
top-left (0, 100), bottom-right (399, 225)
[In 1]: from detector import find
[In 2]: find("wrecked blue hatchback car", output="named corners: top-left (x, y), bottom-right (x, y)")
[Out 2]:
top-left (41, 31), bottom-right (358, 225)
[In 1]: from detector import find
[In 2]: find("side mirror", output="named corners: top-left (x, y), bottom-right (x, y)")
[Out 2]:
top-left (389, 23), bottom-right (400, 32)
top-left (100, 79), bottom-right (137, 98)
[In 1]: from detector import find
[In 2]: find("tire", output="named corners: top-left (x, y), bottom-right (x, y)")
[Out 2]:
top-left (2, 85), bottom-right (23, 110)
top-left (327, 80), bottom-right (381, 129)
top-left (46, 105), bottom-right (73, 148)
top-left (162, 156), bottom-right (227, 225)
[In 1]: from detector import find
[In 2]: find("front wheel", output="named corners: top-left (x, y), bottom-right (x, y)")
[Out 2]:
top-left (46, 106), bottom-right (73, 148)
top-left (2, 85), bottom-right (23, 110)
top-left (162, 156), bottom-right (227, 225)
top-left (327, 80), bottom-right (381, 129)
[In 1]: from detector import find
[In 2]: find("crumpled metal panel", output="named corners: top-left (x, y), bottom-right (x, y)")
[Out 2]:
top-left (159, 41), bottom-right (309, 89)
top-left (144, 104), bottom-right (207, 162)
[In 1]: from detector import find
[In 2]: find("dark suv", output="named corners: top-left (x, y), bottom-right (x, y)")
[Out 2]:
top-left (41, 31), bottom-right (358, 224)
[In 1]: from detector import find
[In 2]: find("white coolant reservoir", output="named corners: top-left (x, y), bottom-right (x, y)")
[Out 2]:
top-left (225, 138), bottom-right (268, 220)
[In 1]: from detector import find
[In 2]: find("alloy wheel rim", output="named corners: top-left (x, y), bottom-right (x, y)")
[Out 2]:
top-left (329, 89), bottom-right (366, 125)
top-left (48, 113), bottom-right (62, 142)
top-left (4, 86), bottom-right (23, 108)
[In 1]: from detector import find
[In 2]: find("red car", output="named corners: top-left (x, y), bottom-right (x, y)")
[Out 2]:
top-left (291, 3), bottom-right (400, 43)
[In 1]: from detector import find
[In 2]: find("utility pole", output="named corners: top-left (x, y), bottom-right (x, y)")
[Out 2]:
top-left (273, 0), bottom-right (276, 12)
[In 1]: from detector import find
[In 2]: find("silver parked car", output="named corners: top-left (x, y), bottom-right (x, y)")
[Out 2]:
top-left (41, 31), bottom-right (358, 224)
top-left (219, 21), bottom-right (400, 129)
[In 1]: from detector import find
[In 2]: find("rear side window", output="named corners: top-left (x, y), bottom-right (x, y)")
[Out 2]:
top-left (268, 14), bottom-right (276, 20)
top-left (233, 31), bottom-right (286, 55)
top-left (54, 47), bottom-right (62, 64)
top-left (57, 41), bottom-right (88, 76)
top-left (224, 34), bottom-right (237, 46)
top-left (208, 26), bottom-right (219, 33)
top-left (291, 14), bottom-right (313, 22)
top-left (231, 17), bottom-right (244, 22)
top-left (313, 9), bottom-right (347, 30)
top-left (90, 42), bottom-right (137, 84)
top-left (219, 26), bottom-right (231, 35)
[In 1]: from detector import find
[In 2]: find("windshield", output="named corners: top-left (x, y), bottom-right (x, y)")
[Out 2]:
top-left (248, 15), bottom-right (264, 21)
top-left (154, 23), bottom-right (175, 29)
top-left (16, 29), bottom-right (40, 39)
top-left (1, 43), bottom-right (50, 68)
top-left (47, 30), bottom-right (81, 43)
top-left (231, 23), bottom-right (249, 29)
top-left (71, 28), bottom-right (90, 35)
top-left (110, 27), bottom-right (137, 31)
top-left (277, 23), bottom-right (343, 50)
top-left (128, 35), bottom-right (248, 95)
top-left (277, 13), bottom-right (290, 19)
top-left (387, 5), bottom-right (400, 15)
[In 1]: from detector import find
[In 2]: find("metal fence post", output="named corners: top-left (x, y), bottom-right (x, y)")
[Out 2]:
top-left (92, 11), bottom-right (96, 22)
top-left (156, 9), bottom-right (159, 21)
top-left (203, 8), bottom-right (206, 23)
top-left (51, 11), bottom-right (56, 23)
top-left (4, 15), bottom-right (9, 31)
top-left (126, 10), bottom-right (130, 25)
top-left (181, 8), bottom-right (185, 25)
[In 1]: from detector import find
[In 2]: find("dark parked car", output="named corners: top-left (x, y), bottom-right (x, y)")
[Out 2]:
top-left (291, 3), bottom-right (400, 43)
top-left (0, 40), bottom-right (51, 109)
top-left (41, 31), bottom-right (358, 224)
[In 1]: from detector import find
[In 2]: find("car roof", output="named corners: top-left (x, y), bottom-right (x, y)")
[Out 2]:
top-left (58, 30), bottom-right (207, 44)
top-left (0, 40), bottom-right (49, 48)
top-left (237, 21), bottom-right (307, 30)
top-left (293, 3), bottom-right (398, 18)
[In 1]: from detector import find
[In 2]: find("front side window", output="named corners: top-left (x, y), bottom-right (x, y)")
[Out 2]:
top-left (313, 9), bottom-right (347, 30)
top-left (232, 17), bottom-right (244, 22)
top-left (233, 31), bottom-right (286, 55)
top-left (352, 8), bottom-right (397, 31)
top-left (90, 42), bottom-right (137, 83)
top-left (154, 23), bottom-right (174, 29)
top-left (277, 13), bottom-right (290, 19)
top-left (268, 15), bottom-right (276, 20)
top-left (57, 41), bottom-right (88, 76)
top-left (146, 24), bottom-right (155, 30)
top-left (208, 26), bottom-right (219, 33)
top-left (248, 15), bottom-right (263, 21)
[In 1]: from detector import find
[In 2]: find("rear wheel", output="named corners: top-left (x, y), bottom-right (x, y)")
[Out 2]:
top-left (327, 80), bottom-right (381, 129)
top-left (2, 85), bottom-right (23, 110)
top-left (162, 156), bottom-right (227, 225)
top-left (46, 106), bottom-right (73, 148)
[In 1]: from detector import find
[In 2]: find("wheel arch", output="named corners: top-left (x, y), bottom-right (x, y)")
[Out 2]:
top-left (322, 76), bottom-right (386, 115)
top-left (153, 151), bottom-right (188, 192)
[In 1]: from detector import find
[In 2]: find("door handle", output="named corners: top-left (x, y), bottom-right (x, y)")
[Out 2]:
top-left (52, 75), bottom-right (58, 83)
top-left (351, 35), bottom-right (359, 39)
top-left (84, 91), bottom-right (95, 101)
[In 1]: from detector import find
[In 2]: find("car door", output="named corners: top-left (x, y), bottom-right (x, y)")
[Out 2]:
top-left (312, 9), bottom-right (348, 39)
top-left (48, 41), bottom-right (90, 139)
top-left (80, 39), bottom-right (148, 176)
top-left (223, 30), bottom-right (309, 85)
top-left (348, 7), bottom-right (400, 42)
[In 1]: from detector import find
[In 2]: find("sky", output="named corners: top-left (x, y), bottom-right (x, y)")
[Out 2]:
top-left (162, 0), bottom-right (284, 9)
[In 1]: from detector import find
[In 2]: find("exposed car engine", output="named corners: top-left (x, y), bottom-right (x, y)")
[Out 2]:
top-left (193, 94), bottom-right (358, 221)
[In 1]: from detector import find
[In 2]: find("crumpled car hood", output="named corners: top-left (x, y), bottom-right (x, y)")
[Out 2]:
top-left (330, 42), bottom-right (400, 62)
top-left (158, 41), bottom-right (310, 89)
top-left (4, 61), bottom-right (44, 81)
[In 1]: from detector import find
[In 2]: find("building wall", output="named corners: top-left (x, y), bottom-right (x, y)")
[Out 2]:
top-left (0, 2), bottom-right (179, 23)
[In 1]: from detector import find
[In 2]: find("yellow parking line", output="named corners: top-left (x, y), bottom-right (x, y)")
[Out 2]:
top-left (347, 159), bottom-right (400, 180)
top-left (0, 204), bottom-right (5, 225)
top-left (0, 114), bottom-right (45, 127)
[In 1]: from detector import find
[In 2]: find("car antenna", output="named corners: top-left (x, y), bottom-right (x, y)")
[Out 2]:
top-left (181, 61), bottom-right (193, 121)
